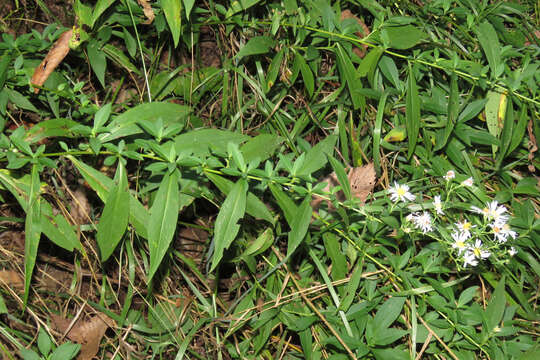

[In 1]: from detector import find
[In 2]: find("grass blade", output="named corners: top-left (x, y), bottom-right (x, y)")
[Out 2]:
top-left (24, 165), bottom-right (42, 306)
top-left (406, 63), bottom-right (420, 158)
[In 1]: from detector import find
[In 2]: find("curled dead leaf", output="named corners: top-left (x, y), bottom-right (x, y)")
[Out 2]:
top-left (312, 162), bottom-right (376, 211)
top-left (138, 0), bottom-right (155, 24)
top-left (31, 29), bottom-right (73, 94)
top-left (340, 10), bottom-right (371, 58)
top-left (51, 313), bottom-right (115, 360)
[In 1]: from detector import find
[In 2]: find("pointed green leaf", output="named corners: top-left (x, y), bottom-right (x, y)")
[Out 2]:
top-left (436, 72), bottom-right (458, 151)
top-left (161, 0), bottom-right (182, 47)
top-left (373, 296), bottom-right (406, 332)
top-left (91, 0), bottom-right (116, 27)
top-left (406, 64), bottom-right (420, 158)
top-left (381, 24), bottom-right (426, 50)
top-left (484, 277), bottom-right (506, 333)
top-left (335, 44), bottom-right (363, 109)
top-left (268, 183), bottom-right (297, 225)
top-left (328, 155), bottom-right (351, 200)
top-left (286, 197), bottom-right (312, 257)
top-left (236, 36), bottom-right (275, 61)
top-left (475, 21), bottom-right (502, 77)
top-left (297, 135), bottom-right (337, 176)
top-left (148, 171), bottom-right (180, 280)
top-left (24, 165), bottom-right (42, 306)
top-left (210, 179), bottom-right (247, 272)
top-left (205, 172), bottom-right (273, 223)
top-left (96, 164), bottom-right (130, 261)
top-left (295, 52), bottom-right (314, 97)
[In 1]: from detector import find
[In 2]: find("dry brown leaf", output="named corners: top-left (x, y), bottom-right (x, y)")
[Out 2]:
top-left (51, 313), bottom-right (115, 360)
top-left (0, 269), bottom-right (24, 289)
top-left (340, 10), bottom-right (371, 58)
top-left (137, 0), bottom-right (155, 24)
top-left (312, 162), bottom-right (376, 212)
top-left (70, 188), bottom-right (91, 225)
top-left (31, 29), bottom-right (73, 94)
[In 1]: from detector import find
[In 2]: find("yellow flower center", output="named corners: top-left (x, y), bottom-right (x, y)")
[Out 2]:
top-left (473, 248), bottom-right (481, 257)
top-left (463, 222), bottom-right (471, 230)
top-left (397, 188), bottom-right (406, 196)
top-left (457, 241), bottom-right (465, 248)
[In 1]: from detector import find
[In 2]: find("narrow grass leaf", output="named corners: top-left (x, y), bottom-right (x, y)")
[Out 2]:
top-left (210, 179), bottom-right (247, 272)
top-left (96, 164), bottom-right (130, 261)
top-left (406, 64), bottom-right (420, 158)
top-left (508, 106), bottom-right (528, 155)
top-left (148, 171), bottom-right (180, 281)
top-left (373, 91), bottom-right (387, 173)
top-left (335, 43), bottom-right (362, 109)
top-left (161, 0), bottom-right (182, 47)
top-left (286, 197), bottom-right (312, 257)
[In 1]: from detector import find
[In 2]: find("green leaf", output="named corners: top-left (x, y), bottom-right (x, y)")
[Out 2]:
top-left (24, 165), bottom-right (41, 306)
top-left (19, 349), bottom-right (41, 360)
top-left (205, 172), bottom-right (273, 223)
top-left (406, 64), bottom-right (420, 158)
top-left (508, 106), bottom-right (528, 155)
top-left (484, 277), bottom-right (506, 334)
top-left (226, 0), bottom-right (261, 17)
top-left (101, 43), bottom-right (141, 75)
top-left (286, 197), bottom-right (312, 257)
top-left (148, 171), bottom-right (181, 280)
top-left (210, 179), bottom-right (248, 272)
top-left (37, 328), bottom-right (52, 356)
top-left (268, 183), bottom-right (297, 225)
top-left (266, 48), bottom-right (284, 91)
top-left (102, 101), bottom-right (189, 142)
top-left (91, 0), bottom-right (116, 27)
top-left (475, 21), bottom-right (502, 77)
top-left (295, 52), bottom-right (314, 97)
top-left (240, 134), bottom-right (283, 164)
top-left (236, 36), bottom-right (275, 61)
top-left (358, 46), bottom-right (384, 87)
top-left (381, 24), bottom-right (426, 50)
top-left (67, 156), bottom-right (149, 239)
top-left (5, 88), bottom-right (39, 113)
top-left (328, 155), bottom-right (351, 200)
top-left (96, 164), bottom-right (130, 261)
top-left (374, 328), bottom-right (409, 346)
top-left (87, 40), bottom-right (106, 87)
top-left (436, 72), bottom-right (458, 151)
top-left (24, 118), bottom-right (78, 144)
top-left (373, 296), bottom-right (406, 333)
top-left (485, 91), bottom-right (505, 156)
top-left (93, 102), bottom-right (112, 130)
top-left (323, 233), bottom-right (346, 281)
top-left (175, 129), bottom-right (248, 156)
top-left (161, 0), bottom-right (182, 47)
top-left (297, 135), bottom-right (337, 176)
top-left (49, 342), bottom-right (80, 360)
top-left (335, 44), bottom-right (363, 109)
top-left (183, 0), bottom-right (195, 18)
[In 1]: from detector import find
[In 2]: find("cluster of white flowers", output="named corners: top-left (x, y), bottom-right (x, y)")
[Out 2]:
top-left (390, 170), bottom-right (519, 270)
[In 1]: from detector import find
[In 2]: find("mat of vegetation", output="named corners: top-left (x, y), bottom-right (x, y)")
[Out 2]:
top-left (0, 0), bottom-right (539, 359)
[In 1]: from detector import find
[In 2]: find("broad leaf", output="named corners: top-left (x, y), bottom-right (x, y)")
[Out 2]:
top-left (24, 165), bottom-right (41, 306)
top-left (96, 164), bottom-right (130, 261)
top-left (161, 0), bottom-right (182, 47)
top-left (286, 197), bottom-right (312, 257)
top-left (373, 296), bottom-right (406, 333)
top-left (148, 171), bottom-right (181, 280)
top-left (484, 277), bottom-right (506, 334)
top-left (210, 179), bottom-right (248, 272)
top-left (381, 24), bottom-right (426, 50)
top-left (236, 36), bottom-right (275, 61)
top-left (475, 21), bottom-right (502, 77)
top-left (240, 134), bottom-right (283, 164)
top-left (175, 129), bottom-right (248, 155)
top-left (91, 0), bottom-right (116, 27)
top-left (297, 135), bottom-right (337, 176)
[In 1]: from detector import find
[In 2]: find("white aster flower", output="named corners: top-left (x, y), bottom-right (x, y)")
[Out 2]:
top-left (406, 213), bottom-right (416, 222)
top-left (444, 170), bottom-right (455, 181)
top-left (508, 247), bottom-right (518, 257)
top-left (388, 182), bottom-right (416, 203)
top-left (461, 177), bottom-right (474, 187)
top-left (433, 195), bottom-right (444, 215)
top-left (486, 201), bottom-right (509, 224)
top-left (490, 222), bottom-right (517, 243)
top-left (463, 251), bottom-right (478, 268)
top-left (451, 231), bottom-right (468, 255)
top-left (412, 211), bottom-right (433, 233)
top-left (470, 239), bottom-right (491, 259)
top-left (455, 220), bottom-right (475, 238)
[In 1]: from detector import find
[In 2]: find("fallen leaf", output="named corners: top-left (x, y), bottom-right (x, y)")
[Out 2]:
top-left (31, 29), bottom-right (73, 94)
top-left (340, 10), bottom-right (371, 58)
top-left (138, 0), bottom-right (155, 24)
top-left (527, 119), bottom-right (537, 173)
top-left (70, 188), bottom-right (91, 225)
top-left (312, 162), bottom-right (376, 212)
top-left (51, 313), bottom-right (115, 360)
top-left (0, 269), bottom-right (24, 290)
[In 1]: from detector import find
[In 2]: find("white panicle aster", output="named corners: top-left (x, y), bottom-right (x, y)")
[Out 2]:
top-left (470, 239), bottom-right (491, 260)
top-left (413, 211), bottom-right (433, 233)
top-left (490, 222), bottom-right (517, 243)
top-left (455, 220), bottom-right (475, 238)
top-left (433, 195), bottom-right (444, 215)
top-left (486, 201), bottom-right (509, 225)
top-left (508, 247), bottom-right (518, 257)
top-left (444, 170), bottom-right (455, 181)
top-left (463, 251), bottom-right (478, 268)
top-left (461, 177), bottom-right (474, 187)
top-left (451, 231), bottom-right (468, 254)
top-left (388, 182), bottom-right (416, 203)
